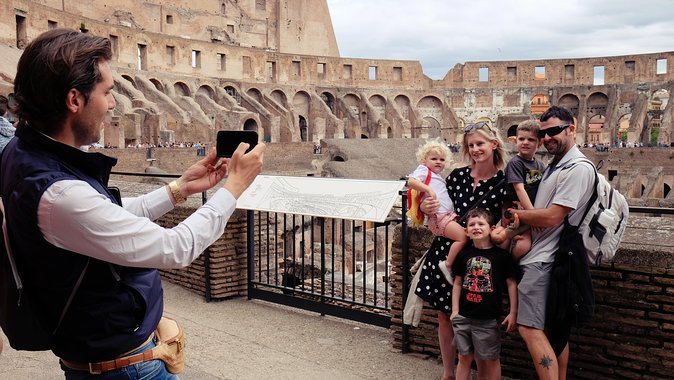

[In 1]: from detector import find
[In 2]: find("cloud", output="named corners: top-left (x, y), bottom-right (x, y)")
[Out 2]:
top-left (327, 0), bottom-right (674, 79)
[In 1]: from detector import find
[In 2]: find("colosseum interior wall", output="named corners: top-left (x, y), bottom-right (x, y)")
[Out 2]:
top-left (1, 0), bottom-right (673, 203)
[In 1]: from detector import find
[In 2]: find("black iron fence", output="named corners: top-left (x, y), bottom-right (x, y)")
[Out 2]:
top-left (245, 209), bottom-right (402, 328)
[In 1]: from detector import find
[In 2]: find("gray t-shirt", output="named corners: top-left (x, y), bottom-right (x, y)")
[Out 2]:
top-left (504, 154), bottom-right (545, 204)
top-left (520, 146), bottom-right (595, 265)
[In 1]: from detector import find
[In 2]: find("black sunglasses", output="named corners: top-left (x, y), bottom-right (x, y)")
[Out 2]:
top-left (538, 124), bottom-right (570, 138)
top-left (463, 121), bottom-right (491, 133)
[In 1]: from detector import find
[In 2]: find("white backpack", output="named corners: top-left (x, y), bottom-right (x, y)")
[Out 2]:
top-left (561, 158), bottom-right (629, 265)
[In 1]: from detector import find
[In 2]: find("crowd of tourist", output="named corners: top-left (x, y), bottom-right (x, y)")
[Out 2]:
top-left (125, 141), bottom-right (207, 149)
top-left (583, 141), bottom-right (674, 151)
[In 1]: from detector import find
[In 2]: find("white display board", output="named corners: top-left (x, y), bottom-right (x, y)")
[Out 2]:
top-left (236, 175), bottom-right (406, 223)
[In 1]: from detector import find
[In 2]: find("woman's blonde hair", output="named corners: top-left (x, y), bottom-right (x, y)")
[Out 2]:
top-left (415, 138), bottom-right (451, 163)
top-left (461, 122), bottom-right (508, 170)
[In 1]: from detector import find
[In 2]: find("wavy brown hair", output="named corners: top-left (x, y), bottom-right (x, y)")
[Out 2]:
top-left (13, 28), bottom-right (112, 134)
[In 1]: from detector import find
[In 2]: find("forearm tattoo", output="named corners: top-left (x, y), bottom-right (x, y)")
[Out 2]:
top-left (539, 355), bottom-right (554, 369)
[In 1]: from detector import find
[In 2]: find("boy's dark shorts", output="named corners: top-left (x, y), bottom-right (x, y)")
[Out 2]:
top-left (451, 314), bottom-right (501, 360)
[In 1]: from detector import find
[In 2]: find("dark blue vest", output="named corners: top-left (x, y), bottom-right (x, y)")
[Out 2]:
top-left (0, 124), bottom-right (163, 362)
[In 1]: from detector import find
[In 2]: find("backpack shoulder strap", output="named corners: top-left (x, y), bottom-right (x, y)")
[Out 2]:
top-left (557, 157), bottom-right (599, 225)
top-left (424, 167), bottom-right (432, 185)
top-left (561, 157), bottom-right (595, 171)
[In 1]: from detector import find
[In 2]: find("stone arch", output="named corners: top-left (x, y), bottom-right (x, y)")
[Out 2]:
top-left (293, 91), bottom-right (311, 114)
top-left (343, 93), bottom-right (360, 114)
top-left (271, 89), bottom-right (287, 108)
top-left (558, 94), bottom-right (580, 117)
top-left (586, 92), bottom-right (609, 144)
top-left (174, 82), bottom-right (191, 97)
top-left (587, 92), bottom-right (608, 115)
top-left (337, 93), bottom-right (361, 139)
top-left (149, 78), bottom-right (164, 93)
top-left (247, 88), bottom-right (262, 103)
top-left (417, 95), bottom-right (442, 109)
top-left (617, 113), bottom-right (632, 143)
top-left (299, 115), bottom-right (308, 142)
top-left (367, 94), bottom-right (387, 137)
top-left (369, 94), bottom-right (386, 112)
top-left (197, 84), bottom-right (215, 99)
top-left (321, 91), bottom-right (335, 113)
top-left (224, 85), bottom-right (240, 104)
top-left (243, 118), bottom-right (258, 132)
top-left (416, 96), bottom-right (443, 138)
top-left (587, 92), bottom-right (609, 116)
top-left (423, 117), bottom-right (441, 138)
top-left (507, 124), bottom-right (519, 143)
top-left (395, 94), bottom-right (411, 120)
top-left (587, 114), bottom-right (606, 145)
top-left (121, 74), bottom-right (136, 88)
top-left (393, 94), bottom-right (412, 138)
top-left (387, 127), bottom-right (393, 138)
top-left (648, 88), bottom-right (670, 145)
top-left (293, 91), bottom-right (311, 142)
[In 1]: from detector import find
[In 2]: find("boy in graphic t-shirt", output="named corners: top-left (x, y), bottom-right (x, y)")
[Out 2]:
top-left (451, 208), bottom-right (518, 380)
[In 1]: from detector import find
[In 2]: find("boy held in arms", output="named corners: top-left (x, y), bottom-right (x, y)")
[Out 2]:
top-left (407, 139), bottom-right (467, 281)
top-left (491, 120), bottom-right (545, 260)
top-left (451, 208), bottom-right (518, 380)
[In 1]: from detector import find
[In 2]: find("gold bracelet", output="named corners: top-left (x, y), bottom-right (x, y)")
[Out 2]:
top-left (168, 180), bottom-right (186, 204)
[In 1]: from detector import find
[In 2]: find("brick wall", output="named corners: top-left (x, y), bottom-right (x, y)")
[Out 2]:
top-left (391, 217), bottom-right (674, 380)
top-left (155, 206), bottom-right (250, 299)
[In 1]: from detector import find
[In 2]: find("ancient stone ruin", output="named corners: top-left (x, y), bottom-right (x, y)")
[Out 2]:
top-left (1, 0), bottom-right (673, 149)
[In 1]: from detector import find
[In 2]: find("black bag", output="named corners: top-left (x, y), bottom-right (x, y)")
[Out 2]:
top-left (0, 199), bottom-right (88, 350)
top-left (545, 218), bottom-right (595, 327)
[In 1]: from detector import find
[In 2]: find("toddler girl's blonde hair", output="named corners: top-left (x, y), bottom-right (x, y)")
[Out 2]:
top-left (415, 138), bottom-right (451, 164)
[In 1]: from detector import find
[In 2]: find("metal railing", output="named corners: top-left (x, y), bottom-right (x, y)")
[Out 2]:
top-left (245, 209), bottom-right (400, 328)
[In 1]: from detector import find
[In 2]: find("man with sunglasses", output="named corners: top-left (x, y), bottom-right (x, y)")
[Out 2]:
top-left (505, 106), bottom-right (595, 380)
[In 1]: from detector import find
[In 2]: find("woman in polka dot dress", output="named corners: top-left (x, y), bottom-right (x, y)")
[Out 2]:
top-left (417, 122), bottom-right (508, 380)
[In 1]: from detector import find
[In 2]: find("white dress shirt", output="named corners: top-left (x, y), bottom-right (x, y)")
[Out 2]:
top-left (38, 180), bottom-right (236, 269)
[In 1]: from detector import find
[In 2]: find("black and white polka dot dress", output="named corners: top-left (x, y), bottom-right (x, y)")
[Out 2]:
top-left (414, 166), bottom-right (506, 314)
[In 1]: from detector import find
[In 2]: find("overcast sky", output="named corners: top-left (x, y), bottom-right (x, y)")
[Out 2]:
top-left (326, 0), bottom-right (674, 80)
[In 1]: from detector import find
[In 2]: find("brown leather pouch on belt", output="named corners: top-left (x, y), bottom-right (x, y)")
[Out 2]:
top-left (154, 316), bottom-right (186, 374)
